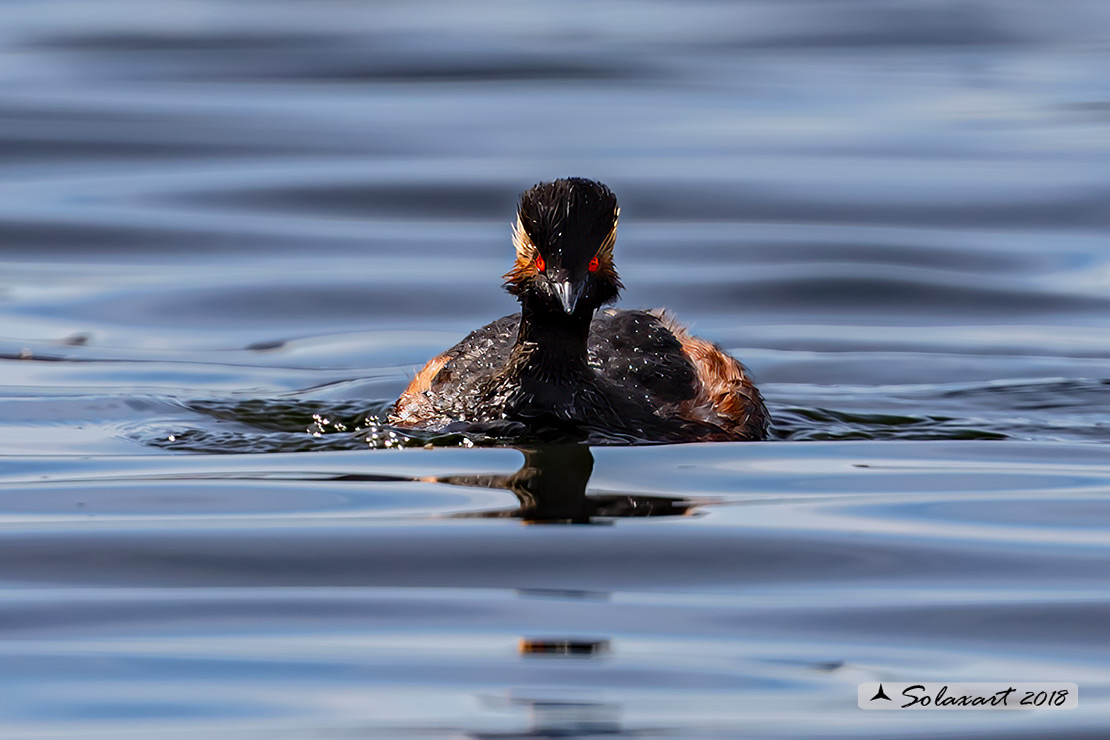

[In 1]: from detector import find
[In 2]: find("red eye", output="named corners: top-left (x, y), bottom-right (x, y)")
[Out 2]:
top-left (535, 254), bottom-right (546, 272)
top-left (588, 256), bottom-right (600, 273)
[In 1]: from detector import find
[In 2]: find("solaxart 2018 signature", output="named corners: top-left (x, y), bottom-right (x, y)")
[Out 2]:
top-left (900, 684), bottom-right (1070, 708)
top-left (858, 682), bottom-right (1078, 710)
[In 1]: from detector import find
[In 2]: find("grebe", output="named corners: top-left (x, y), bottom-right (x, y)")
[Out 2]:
top-left (389, 178), bottom-right (768, 443)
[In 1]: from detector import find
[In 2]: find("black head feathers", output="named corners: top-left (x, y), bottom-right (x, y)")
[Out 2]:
top-left (504, 178), bottom-right (623, 314)
top-left (516, 178), bottom-right (619, 271)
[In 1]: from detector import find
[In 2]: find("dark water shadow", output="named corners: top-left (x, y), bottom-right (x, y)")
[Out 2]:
top-left (468, 695), bottom-right (623, 739)
top-left (434, 445), bottom-right (695, 523)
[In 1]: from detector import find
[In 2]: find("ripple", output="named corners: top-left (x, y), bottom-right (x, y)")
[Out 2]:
top-left (26, 31), bottom-right (640, 83)
top-left (180, 182), bottom-right (518, 220)
top-left (3, 0), bottom-right (1110, 736)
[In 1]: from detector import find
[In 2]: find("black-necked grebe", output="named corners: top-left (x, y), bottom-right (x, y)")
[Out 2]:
top-left (389, 178), bottom-right (768, 443)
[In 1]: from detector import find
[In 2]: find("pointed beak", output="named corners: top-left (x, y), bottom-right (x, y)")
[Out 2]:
top-left (551, 280), bottom-right (584, 314)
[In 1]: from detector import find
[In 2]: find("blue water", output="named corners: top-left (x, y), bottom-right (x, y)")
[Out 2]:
top-left (2, 1), bottom-right (1110, 737)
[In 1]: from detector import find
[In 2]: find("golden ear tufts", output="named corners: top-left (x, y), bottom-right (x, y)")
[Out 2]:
top-left (511, 215), bottom-right (538, 261)
top-left (596, 207), bottom-right (619, 264)
top-left (504, 215), bottom-right (540, 287)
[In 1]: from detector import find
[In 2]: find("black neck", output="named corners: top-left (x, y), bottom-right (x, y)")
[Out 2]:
top-left (511, 296), bottom-right (593, 380)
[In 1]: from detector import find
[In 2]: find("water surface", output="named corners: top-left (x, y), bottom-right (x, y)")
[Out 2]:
top-left (2, 1), bottom-right (1110, 737)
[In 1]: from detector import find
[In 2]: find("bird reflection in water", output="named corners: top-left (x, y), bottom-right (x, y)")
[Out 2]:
top-left (423, 445), bottom-right (689, 738)
top-left (430, 444), bottom-right (697, 523)
top-left (471, 694), bottom-right (622, 739)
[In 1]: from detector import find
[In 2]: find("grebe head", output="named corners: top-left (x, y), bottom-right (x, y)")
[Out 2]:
top-left (504, 178), bottom-right (623, 317)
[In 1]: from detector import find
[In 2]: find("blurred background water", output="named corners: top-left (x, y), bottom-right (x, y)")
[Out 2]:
top-left (1, 1), bottom-right (1109, 738)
